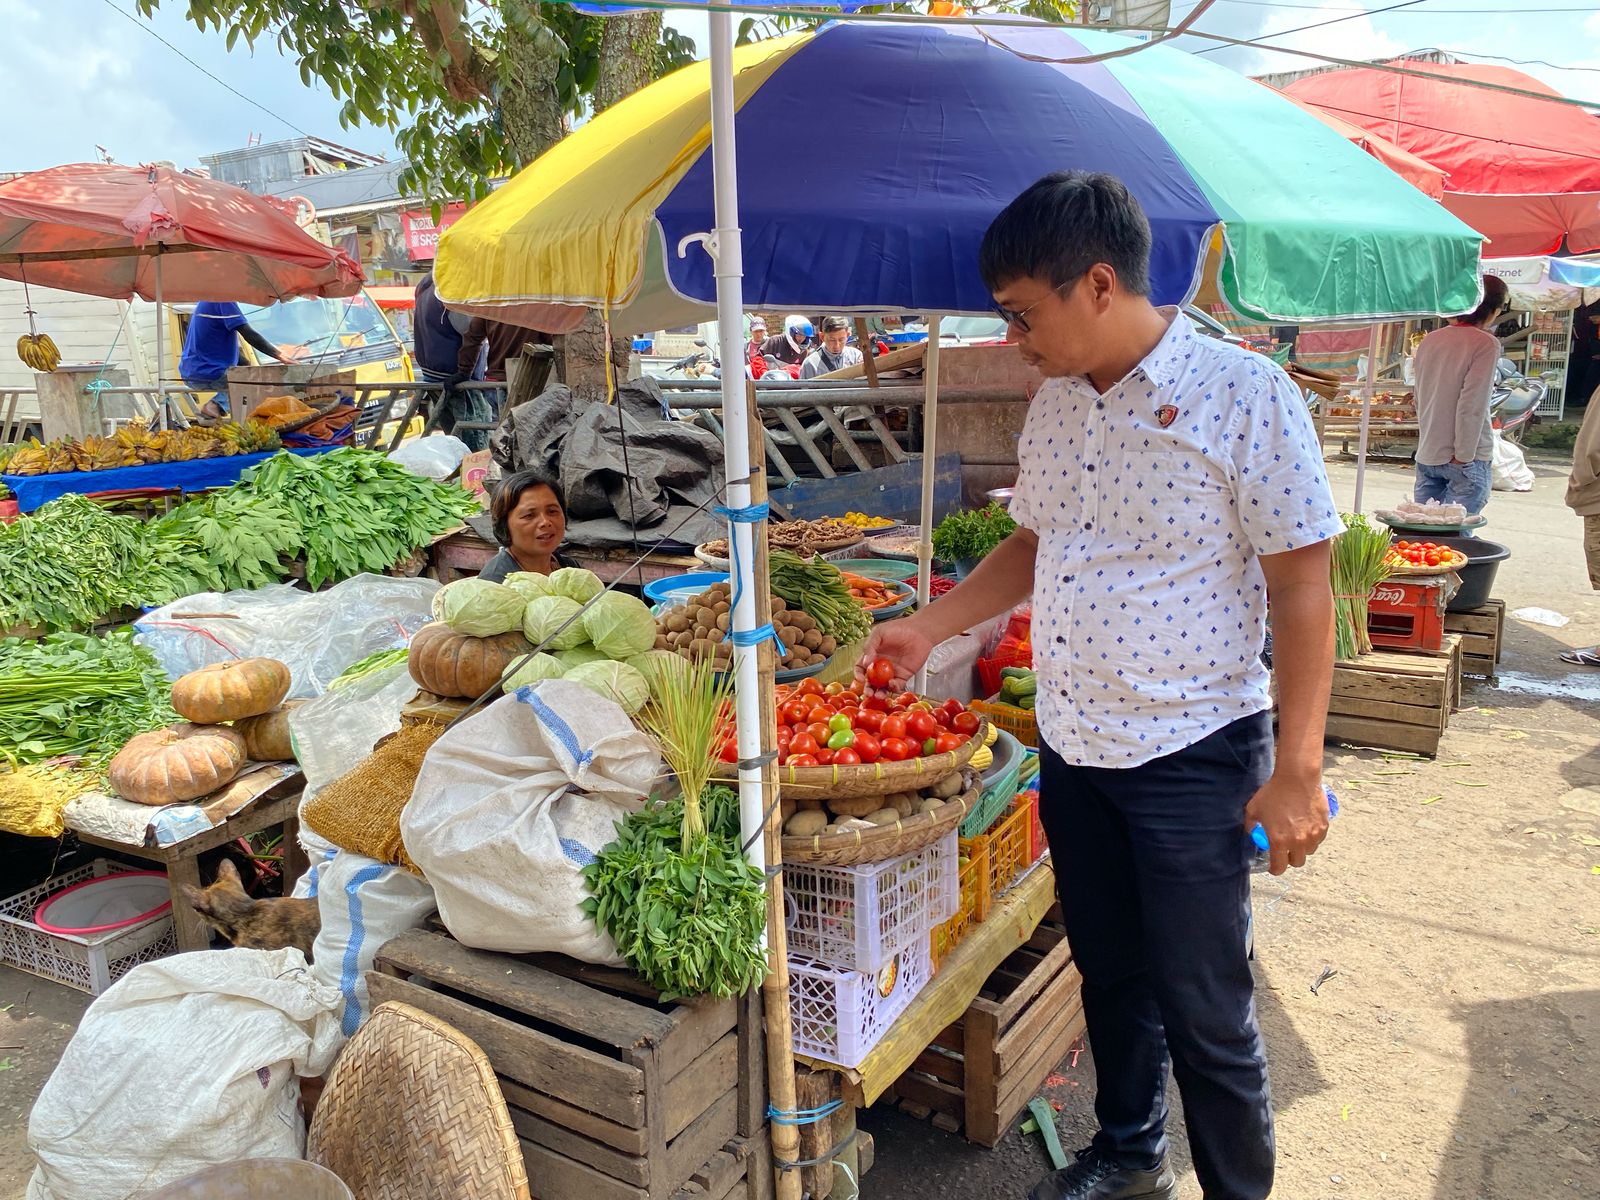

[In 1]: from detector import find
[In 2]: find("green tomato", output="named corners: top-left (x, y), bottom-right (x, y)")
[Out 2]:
top-left (828, 714), bottom-right (852, 733)
top-left (922, 738), bottom-right (938, 757)
top-left (827, 728), bottom-right (856, 750)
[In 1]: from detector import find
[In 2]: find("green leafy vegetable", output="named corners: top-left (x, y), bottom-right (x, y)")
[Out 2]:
top-left (547, 567), bottom-right (604, 605)
top-left (1331, 512), bottom-right (1393, 659)
top-left (0, 494), bottom-right (150, 631)
top-left (769, 550), bottom-right (872, 646)
top-left (554, 644), bottom-right (608, 670)
top-left (932, 502), bottom-right (1017, 564)
top-left (581, 592), bottom-right (657, 660)
top-left (328, 647), bottom-right (411, 691)
top-left (434, 577), bottom-right (527, 636)
top-left (523, 595), bottom-right (588, 651)
top-left (0, 632), bottom-right (176, 766)
top-left (563, 659), bottom-right (650, 715)
top-left (503, 571), bottom-right (555, 600)
top-left (501, 652), bottom-right (566, 692)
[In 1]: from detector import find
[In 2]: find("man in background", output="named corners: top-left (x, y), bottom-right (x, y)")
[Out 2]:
top-left (179, 301), bottom-right (302, 422)
top-left (800, 315), bottom-right (865, 379)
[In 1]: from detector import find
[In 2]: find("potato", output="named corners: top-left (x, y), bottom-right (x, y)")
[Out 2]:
top-left (716, 612), bottom-right (731, 632)
top-left (654, 634), bottom-right (670, 651)
top-left (788, 611), bottom-right (816, 632)
top-left (771, 596), bottom-right (787, 613)
top-left (918, 798), bottom-right (944, 815)
top-left (665, 612), bottom-right (691, 634)
top-left (695, 605), bottom-right (717, 628)
top-left (785, 809), bottom-right (829, 837)
top-left (927, 772), bottom-right (964, 801)
top-left (829, 794), bottom-right (888, 819)
top-left (818, 635), bottom-right (837, 656)
top-left (780, 796), bottom-right (798, 824)
top-left (890, 793), bottom-right (916, 818)
top-left (801, 629), bottom-right (824, 651)
top-left (714, 600), bottom-right (730, 616)
top-left (863, 808), bottom-right (901, 826)
top-left (689, 638), bottom-right (714, 659)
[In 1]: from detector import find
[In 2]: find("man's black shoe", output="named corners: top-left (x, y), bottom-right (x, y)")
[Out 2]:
top-left (1028, 1147), bottom-right (1179, 1200)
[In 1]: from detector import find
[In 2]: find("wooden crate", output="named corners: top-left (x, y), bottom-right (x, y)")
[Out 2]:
top-left (887, 912), bottom-right (1084, 1147)
top-left (671, 1132), bottom-right (771, 1200)
top-left (1323, 636), bottom-right (1463, 757)
top-left (371, 929), bottom-right (768, 1200)
top-left (1444, 600), bottom-right (1505, 679)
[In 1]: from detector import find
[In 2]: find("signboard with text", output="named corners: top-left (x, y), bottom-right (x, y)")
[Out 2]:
top-left (401, 204), bottom-right (468, 260)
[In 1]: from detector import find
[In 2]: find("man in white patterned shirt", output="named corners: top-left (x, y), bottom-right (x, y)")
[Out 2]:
top-left (861, 173), bottom-right (1341, 1200)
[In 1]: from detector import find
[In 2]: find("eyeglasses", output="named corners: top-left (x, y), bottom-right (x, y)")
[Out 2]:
top-left (991, 278), bottom-right (1077, 334)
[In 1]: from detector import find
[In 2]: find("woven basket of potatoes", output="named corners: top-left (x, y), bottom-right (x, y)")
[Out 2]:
top-left (779, 766), bottom-right (981, 866)
top-left (653, 581), bottom-right (837, 676)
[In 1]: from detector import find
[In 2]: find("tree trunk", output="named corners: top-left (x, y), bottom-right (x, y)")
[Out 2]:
top-left (497, 0), bottom-right (566, 165)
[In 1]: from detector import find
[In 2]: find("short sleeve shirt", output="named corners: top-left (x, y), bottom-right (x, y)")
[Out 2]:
top-left (179, 302), bottom-right (247, 382)
top-left (1009, 310), bottom-right (1342, 767)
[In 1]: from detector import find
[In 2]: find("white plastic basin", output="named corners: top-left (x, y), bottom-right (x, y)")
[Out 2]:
top-left (33, 871), bottom-right (171, 936)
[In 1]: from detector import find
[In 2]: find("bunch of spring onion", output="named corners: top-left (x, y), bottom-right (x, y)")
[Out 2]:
top-left (1330, 513), bottom-right (1394, 659)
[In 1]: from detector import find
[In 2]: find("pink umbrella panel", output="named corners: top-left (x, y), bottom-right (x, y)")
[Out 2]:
top-left (0, 163), bottom-right (363, 303)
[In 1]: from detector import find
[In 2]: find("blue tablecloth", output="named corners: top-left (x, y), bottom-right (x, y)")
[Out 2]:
top-left (2, 446), bottom-right (339, 512)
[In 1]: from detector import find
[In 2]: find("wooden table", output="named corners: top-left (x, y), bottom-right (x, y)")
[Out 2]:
top-left (795, 862), bottom-right (1056, 1107)
top-left (71, 780), bottom-right (308, 952)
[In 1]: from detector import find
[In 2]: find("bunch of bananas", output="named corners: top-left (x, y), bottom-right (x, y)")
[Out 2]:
top-left (16, 332), bottom-right (61, 373)
top-left (1, 422), bottom-right (284, 476)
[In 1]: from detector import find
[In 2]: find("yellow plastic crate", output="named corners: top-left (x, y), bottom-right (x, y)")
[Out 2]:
top-left (931, 838), bottom-right (990, 973)
top-left (970, 695), bottom-right (1038, 748)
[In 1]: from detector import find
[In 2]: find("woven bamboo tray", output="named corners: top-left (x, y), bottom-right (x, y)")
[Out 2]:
top-left (1385, 551), bottom-right (1468, 577)
top-left (782, 784), bottom-right (975, 866)
top-left (715, 718), bottom-right (987, 802)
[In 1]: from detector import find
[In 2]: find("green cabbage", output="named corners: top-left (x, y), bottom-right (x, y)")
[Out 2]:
top-left (501, 653), bottom-right (566, 693)
top-left (503, 571), bottom-right (555, 600)
top-left (563, 660), bottom-right (650, 715)
top-left (581, 592), bottom-right (657, 660)
top-left (626, 649), bottom-right (688, 698)
top-left (433, 577), bottom-right (527, 636)
top-left (547, 567), bottom-right (604, 605)
top-left (555, 643), bottom-right (609, 670)
top-left (522, 595), bottom-right (588, 650)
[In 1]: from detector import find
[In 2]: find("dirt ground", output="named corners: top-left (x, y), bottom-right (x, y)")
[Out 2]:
top-left (3, 452), bottom-right (1598, 1200)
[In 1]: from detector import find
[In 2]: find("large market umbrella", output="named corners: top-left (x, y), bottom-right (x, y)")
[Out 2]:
top-left (1284, 61), bottom-right (1600, 257)
top-left (0, 163), bottom-right (364, 398)
top-left (437, 20), bottom-right (1484, 332)
top-left (1275, 89), bottom-right (1446, 200)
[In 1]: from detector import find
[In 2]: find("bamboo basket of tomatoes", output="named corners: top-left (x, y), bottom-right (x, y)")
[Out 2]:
top-left (1385, 540), bottom-right (1469, 576)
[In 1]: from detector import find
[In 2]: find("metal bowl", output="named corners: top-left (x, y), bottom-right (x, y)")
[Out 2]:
top-left (984, 487), bottom-right (1016, 508)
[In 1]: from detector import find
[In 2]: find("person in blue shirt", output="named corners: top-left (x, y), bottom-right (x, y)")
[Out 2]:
top-left (179, 301), bottom-right (299, 421)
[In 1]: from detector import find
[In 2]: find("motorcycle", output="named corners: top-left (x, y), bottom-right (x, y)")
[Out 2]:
top-left (1490, 356), bottom-right (1558, 445)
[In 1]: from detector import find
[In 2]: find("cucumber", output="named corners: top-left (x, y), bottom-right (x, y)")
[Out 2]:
top-left (1000, 666), bottom-right (1033, 682)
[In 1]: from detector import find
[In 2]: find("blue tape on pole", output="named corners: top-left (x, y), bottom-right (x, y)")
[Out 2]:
top-left (713, 501), bottom-right (787, 657)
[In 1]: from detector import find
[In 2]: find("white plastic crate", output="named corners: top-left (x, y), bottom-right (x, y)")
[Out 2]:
top-left (789, 939), bottom-right (932, 1068)
top-left (0, 860), bottom-right (176, 995)
top-left (785, 831), bottom-right (958, 974)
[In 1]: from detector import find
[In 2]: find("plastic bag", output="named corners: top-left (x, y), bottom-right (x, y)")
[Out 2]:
top-left (389, 434), bottom-right (471, 480)
top-left (287, 659), bottom-right (417, 793)
top-left (401, 680), bottom-right (659, 963)
top-left (135, 574), bottom-right (437, 698)
top-left (26, 947), bottom-right (342, 1200)
top-left (1491, 429), bottom-right (1535, 493)
top-left (312, 850), bottom-right (437, 1037)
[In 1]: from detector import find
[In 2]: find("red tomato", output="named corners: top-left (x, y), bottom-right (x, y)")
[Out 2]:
top-left (880, 737), bottom-right (913, 762)
top-left (862, 694), bottom-right (891, 714)
top-left (807, 705), bottom-right (833, 725)
top-left (787, 753), bottom-right (817, 767)
top-left (906, 711), bottom-right (938, 742)
top-left (790, 733), bottom-right (820, 756)
top-left (825, 682), bottom-right (845, 696)
top-left (934, 733), bottom-right (963, 754)
top-left (941, 697), bottom-right (965, 717)
top-left (719, 739), bottom-right (739, 763)
top-left (855, 709), bottom-right (884, 734)
top-left (894, 691), bottom-right (919, 709)
top-left (807, 721), bottom-right (833, 745)
top-left (866, 657), bottom-right (896, 689)
top-left (815, 749), bottom-right (835, 766)
top-left (776, 727), bottom-right (792, 746)
top-left (776, 748), bottom-right (788, 766)
top-left (798, 679), bottom-right (824, 697)
top-left (852, 733), bottom-right (881, 763)
top-left (881, 714), bottom-right (909, 740)
top-left (836, 706), bottom-right (860, 726)
top-left (847, 679), bottom-right (864, 695)
top-left (952, 711), bottom-right (981, 736)
top-left (832, 747), bottom-right (861, 766)
top-left (933, 709), bottom-right (951, 729)
top-left (782, 701), bottom-right (809, 726)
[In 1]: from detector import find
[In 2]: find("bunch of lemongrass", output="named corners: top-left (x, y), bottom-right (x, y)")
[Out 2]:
top-left (637, 655), bottom-right (735, 844)
top-left (1330, 513), bottom-right (1394, 659)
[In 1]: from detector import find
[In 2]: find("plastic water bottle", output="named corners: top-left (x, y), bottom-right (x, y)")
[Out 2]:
top-left (1250, 784), bottom-right (1339, 852)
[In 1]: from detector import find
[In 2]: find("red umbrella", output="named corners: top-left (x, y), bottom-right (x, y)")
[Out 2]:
top-left (1285, 61), bottom-right (1600, 256)
top-left (1272, 88), bottom-right (1446, 201)
top-left (0, 162), bottom-right (363, 302)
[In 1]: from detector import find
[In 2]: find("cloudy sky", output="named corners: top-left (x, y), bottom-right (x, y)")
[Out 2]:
top-left (3, 0), bottom-right (1596, 173)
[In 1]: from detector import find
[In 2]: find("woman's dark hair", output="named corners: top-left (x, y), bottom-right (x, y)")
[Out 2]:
top-left (1462, 274), bottom-right (1510, 325)
top-left (491, 469), bottom-right (565, 547)
top-left (980, 171), bottom-right (1153, 297)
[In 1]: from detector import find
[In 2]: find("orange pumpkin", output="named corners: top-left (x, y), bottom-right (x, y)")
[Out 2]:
top-left (108, 724), bottom-right (248, 806)
top-left (171, 658), bottom-right (292, 724)
top-left (408, 622), bottom-right (533, 699)
top-left (234, 701), bottom-right (306, 762)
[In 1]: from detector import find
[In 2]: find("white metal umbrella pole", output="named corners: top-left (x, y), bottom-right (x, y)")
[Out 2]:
top-left (154, 252), bottom-right (166, 430)
top-left (696, 16), bottom-right (802, 1200)
top-left (1352, 322), bottom-right (1379, 513)
top-left (913, 315), bottom-right (942, 693)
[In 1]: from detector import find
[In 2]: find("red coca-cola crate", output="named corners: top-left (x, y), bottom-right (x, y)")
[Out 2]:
top-left (1367, 576), bottom-right (1449, 652)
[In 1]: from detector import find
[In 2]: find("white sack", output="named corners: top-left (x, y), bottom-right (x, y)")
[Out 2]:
top-left (312, 850), bottom-right (438, 1037)
top-left (401, 680), bottom-right (659, 963)
top-left (1491, 429), bottom-right (1536, 492)
top-left (26, 948), bottom-right (342, 1200)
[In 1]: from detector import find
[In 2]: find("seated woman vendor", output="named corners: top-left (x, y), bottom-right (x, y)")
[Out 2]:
top-left (478, 470), bottom-right (577, 582)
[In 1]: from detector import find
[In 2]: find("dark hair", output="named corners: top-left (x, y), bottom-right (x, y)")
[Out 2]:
top-left (491, 469), bottom-right (565, 547)
top-left (979, 171), bottom-right (1153, 298)
top-left (820, 315), bottom-right (850, 334)
top-left (1462, 274), bottom-right (1509, 325)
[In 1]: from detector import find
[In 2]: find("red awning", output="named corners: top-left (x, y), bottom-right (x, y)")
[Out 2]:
top-left (1285, 61), bottom-right (1600, 256)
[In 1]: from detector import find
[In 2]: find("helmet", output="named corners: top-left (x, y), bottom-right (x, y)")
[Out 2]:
top-left (785, 314), bottom-right (814, 339)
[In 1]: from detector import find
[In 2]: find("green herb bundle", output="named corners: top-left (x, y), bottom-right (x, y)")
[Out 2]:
top-left (328, 647), bottom-right (411, 691)
top-left (0, 632), bottom-right (176, 766)
top-left (931, 502), bottom-right (1017, 564)
top-left (0, 494), bottom-right (150, 631)
top-left (1330, 513), bottom-right (1393, 659)
top-left (769, 549), bottom-right (873, 645)
top-left (583, 658), bottom-right (768, 999)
